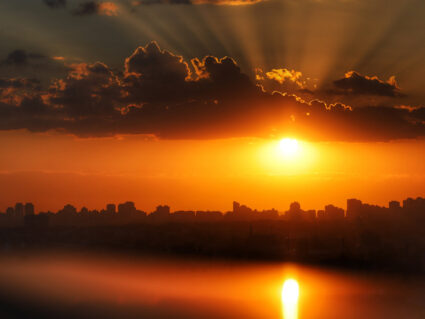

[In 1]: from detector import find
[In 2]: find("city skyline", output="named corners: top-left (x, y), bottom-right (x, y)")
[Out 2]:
top-left (2, 196), bottom-right (423, 218)
top-left (1, 1), bottom-right (425, 213)
top-left (1, 195), bottom-right (424, 276)
top-left (1, 1), bottom-right (424, 318)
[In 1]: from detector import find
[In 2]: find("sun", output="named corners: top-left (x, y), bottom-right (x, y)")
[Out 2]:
top-left (281, 278), bottom-right (299, 303)
top-left (259, 137), bottom-right (315, 174)
top-left (278, 138), bottom-right (299, 157)
top-left (281, 278), bottom-right (299, 319)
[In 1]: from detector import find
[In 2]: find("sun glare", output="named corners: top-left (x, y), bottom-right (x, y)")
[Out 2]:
top-left (282, 279), bottom-right (299, 303)
top-left (282, 278), bottom-right (299, 319)
top-left (259, 137), bottom-right (317, 175)
top-left (278, 138), bottom-right (299, 158)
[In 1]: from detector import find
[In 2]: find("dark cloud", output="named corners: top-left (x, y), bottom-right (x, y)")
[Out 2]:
top-left (0, 78), bottom-right (40, 89)
top-left (48, 61), bottom-right (122, 118)
top-left (0, 42), bottom-right (424, 141)
top-left (332, 71), bottom-right (404, 97)
top-left (132, 0), bottom-right (192, 5)
top-left (73, 1), bottom-right (118, 16)
top-left (0, 78), bottom-right (42, 113)
top-left (0, 78), bottom-right (41, 100)
top-left (255, 68), bottom-right (316, 95)
top-left (73, 1), bottom-right (99, 15)
top-left (0, 50), bottom-right (69, 84)
top-left (131, 0), bottom-right (262, 5)
top-left (256, 68), bottom-right (407, 108)
top-left (123, 41), bottom-right (191, 103)
top-left (43, 0), bottom-right (67, 8)
top-left (1, 50), bottom-right (46, 66)
top-left (125, 42), bottom-right (189, 80)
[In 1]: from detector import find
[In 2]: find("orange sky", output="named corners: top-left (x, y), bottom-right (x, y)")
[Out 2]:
top-left (1, 1), bottom-right (425, 213)
top-left (1, 130), bottom-right (424, 213)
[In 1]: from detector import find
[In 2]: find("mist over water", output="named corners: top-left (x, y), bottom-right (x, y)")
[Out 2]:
top-left (0, 253), bottom-right (423, 319)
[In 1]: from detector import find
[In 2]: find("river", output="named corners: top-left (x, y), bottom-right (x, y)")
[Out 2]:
top-left (0, 253), bottom-right (423, 318)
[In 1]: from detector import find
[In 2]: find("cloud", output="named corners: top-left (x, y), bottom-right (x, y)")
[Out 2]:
top-left (1, 50), bottom-right (47, 66)
top-left (0, 78), bottom-right (40, 89)
top-left (125, 42), bottom-right (190, 82)
top-left (332, 71), bottom-right (403, 97)
top-left (256, 68), bottom-right (317, 95)
top-left (73, 1), bottom-right (118, 16)
top-left (47, 61), bottom-right (122, 119)
top-left (43, 0), bottom-right (67, 8)
top-left (0, 78), bottom-right (41, 104)
top-left (0, 42), bottom-right (424, 141)
top-left (0, 50), bottom-right (69, 83)
top-left (131, 0), bottom-right (262, 6)
top-left (256, 69), bottom-right (406, 108)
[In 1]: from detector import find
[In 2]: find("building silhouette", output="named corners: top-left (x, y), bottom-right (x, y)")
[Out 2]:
top-left (106, 204), bottom-right (116, 215)
top-left (150, 205), bottom-right (171, 219)
top-left (1, 197), bottom-right (424, 228)
top-left (6, 207), bottom-right (14, 217)
top-left (24, 203), bottom-right (35, 216)
top-left (118, 202), bottom-right (136, 217)
top-left (14, 203), bottom-right (24, 218)
top-left (324, 204), bottom-right (344, 220)
top-left (347, 198), bottom-right (362, 219)
top-left (389, 200), bottom-right (401, 210)
top-left (286, 202), bottom-right (302, 220)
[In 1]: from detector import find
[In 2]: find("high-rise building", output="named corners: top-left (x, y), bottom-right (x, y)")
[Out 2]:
top-left (324, 204), bottom-right (345, 220)
top-left (233, 201), bottom-right (240, 213)
top-left (290, 202), bottom-right (301, 211)
top-left (154, 205), bottom-right (170, 216)
top-left (6, 207), bottom-right (14, 217)
top-left (389, 201), bottom-right (401, 210)
top-left (304, 209), bottom-right (316, 221)
top-left (346, 199), bottom-right (362, 219)
top-left (14, 203), bottom-right (24, 218)
top-left (286, 202), bottom-right (302, 220)
top-left (403, 198), bottom-right (414, 210)
top-left (106, 204), bottom-right (116, 214)
top-left (149, 205), bottom-right (171, 220)
top-left (317, 210), bottom-right (325, 219)
top-left (61, 204), bottom-right (77, 215)
top-left (118, 202), bottom-right (136, 216)
top-left (402, 197), bottom-right (425, 212)
top-left (24, 203), bottom-right (35, 216)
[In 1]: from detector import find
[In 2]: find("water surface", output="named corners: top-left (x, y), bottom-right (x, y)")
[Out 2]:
top-left (0, 253), bottom-right (423, 319)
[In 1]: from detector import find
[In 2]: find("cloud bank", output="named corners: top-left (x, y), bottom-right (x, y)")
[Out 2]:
top-left (0, 42), bottom-right (424, 141)
top-left (73, 1), bottom-right (118, 16)
top-left (43, 0), bottom-right (67, 9)
top-left (332, 71), bottom-right (403, 97)
top-left (131, 0), bottom-right (262, 6)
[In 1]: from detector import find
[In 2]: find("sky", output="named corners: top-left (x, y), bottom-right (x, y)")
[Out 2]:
top-left (0, 0), bottom-right (424, 212)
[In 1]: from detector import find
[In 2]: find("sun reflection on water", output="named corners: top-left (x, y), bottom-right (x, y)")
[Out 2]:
top-left (281, 278), bottom-right (299, 319)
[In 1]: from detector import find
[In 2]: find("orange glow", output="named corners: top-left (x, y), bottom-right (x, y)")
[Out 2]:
top-left (282, 279), bottom-right (299, 303)
top-left (278, 138), bottom-right (299, 158)
top-left (259, 138), bottom-right (316, 176)
top-left (282, 279), bottom-right (299, 319)
top-left (194, 0), bottom-right (262, 4)
top-left (0, 131), bottom-right (424, 213)
top-left (1, 255), bottom-right (419, 318)
top-left (98, 2), bottom-right (118, 16)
